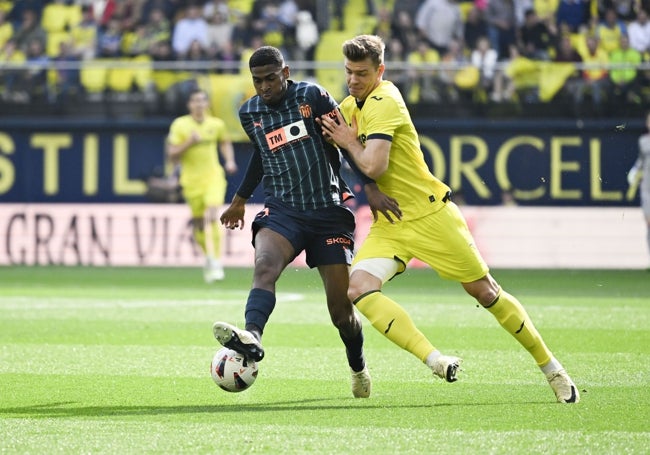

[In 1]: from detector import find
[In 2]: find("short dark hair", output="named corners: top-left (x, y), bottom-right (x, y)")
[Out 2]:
top-left (187, 88), bottom-right (207, 100)
top-left (249, 46), bottom-right (285, 69)
top-left (342, 35), bottom-right (385, 68)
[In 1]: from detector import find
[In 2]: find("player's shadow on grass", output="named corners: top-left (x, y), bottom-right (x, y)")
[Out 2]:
top-left (1, 397), bottom-right (552, 418)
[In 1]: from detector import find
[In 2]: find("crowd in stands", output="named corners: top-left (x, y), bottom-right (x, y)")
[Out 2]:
top-left (0, 0), bottom-right (649, 118)
top-left (378, 0), bottom-right (650, 116)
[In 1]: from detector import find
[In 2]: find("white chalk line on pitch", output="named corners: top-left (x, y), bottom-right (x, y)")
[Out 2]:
top-left (0, 293), bottom-right (305, 310)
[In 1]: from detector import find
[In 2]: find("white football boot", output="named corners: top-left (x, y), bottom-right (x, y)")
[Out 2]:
top-left (546, 369), bottom-right (580, 403)
top-left (429, 355), bottom-right (462, 382)
top-left (203, 258), bottom-right (225, 283)
top-left (213, 321), bottom-right (264, 362)
top-left (351, 366), bottom-right (372, 398)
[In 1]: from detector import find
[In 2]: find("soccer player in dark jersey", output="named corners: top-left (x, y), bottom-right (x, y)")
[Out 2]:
top-left (319, 34), bottom-right (579, 403)
top-left (212, 46), bottom-right (399, 398)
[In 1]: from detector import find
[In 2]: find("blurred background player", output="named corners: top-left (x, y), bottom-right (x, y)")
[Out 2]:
top-left (167, 88), bottom-right (237, 282)
top-left (628, 110), bottom-right (650, 263)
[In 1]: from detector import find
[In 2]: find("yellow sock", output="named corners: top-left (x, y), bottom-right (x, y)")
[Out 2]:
top-left (209, 221), bottom-right (222, 257)
top-left (355, 291), bottom-right (435, 362)
top-left (193, 226), bottom-right (206, 254)
top-left (487, 290), bottom-right (552, 366)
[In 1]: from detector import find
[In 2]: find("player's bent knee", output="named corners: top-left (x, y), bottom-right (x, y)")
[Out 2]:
top-left (347, 283), bottom-right (366, 304)
top-left (252, 256), bottom-right (284, 285)
top-left (478, 289), bottom-right (500, 307)
top-left (462, 278), bottom-right (499, 307)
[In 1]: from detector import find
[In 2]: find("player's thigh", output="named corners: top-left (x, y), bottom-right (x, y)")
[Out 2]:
top-left (352, 222), bottom-right (411, 273)
top-left (252, 227), bottom-right (296, 278)
top-left (252, 205), bottom-right (306, 258)
top-left (410, 203), bottom-right (488, 282)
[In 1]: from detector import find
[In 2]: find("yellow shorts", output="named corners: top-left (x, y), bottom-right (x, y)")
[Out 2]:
top-left (182, 178), bottom-right (227, 219)
top-left (353, 202), bottom-right (489, 282)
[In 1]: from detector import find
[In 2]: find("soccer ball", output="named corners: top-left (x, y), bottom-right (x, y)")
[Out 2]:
top-left (210, 347), bottom-right (258, 392)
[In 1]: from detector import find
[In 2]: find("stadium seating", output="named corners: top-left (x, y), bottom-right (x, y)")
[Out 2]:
top-left (1, 0), bottom-right (648, 120)
top-left (80, 60), bottom-right (108, 94)
top-left (152, 69), bottom-right (179, 92)
top-left (342, 0), bottom-right (376, 33)
top-left (314, 31), bottom-right (349, 101)
top-left (46, 30), bottom-right (70, 57)
top-left (131, 54), bottom-right (153, 92)
top-left (41, 2), bottom-right (81, 33)
top-left (107, 60), bottom-right (135, 93)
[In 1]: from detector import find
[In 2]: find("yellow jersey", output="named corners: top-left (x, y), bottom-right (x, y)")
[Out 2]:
top-left (339, 81), bottom-right (450, 223)
top-left (168, 115), bottom-right (229, 190)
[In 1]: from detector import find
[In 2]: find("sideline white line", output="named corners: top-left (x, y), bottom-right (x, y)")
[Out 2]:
top-left (0, 293), bottom-right (305, 310)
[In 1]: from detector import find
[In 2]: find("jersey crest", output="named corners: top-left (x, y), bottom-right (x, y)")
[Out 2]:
top-left (298, 103), bottom-right (312, 118)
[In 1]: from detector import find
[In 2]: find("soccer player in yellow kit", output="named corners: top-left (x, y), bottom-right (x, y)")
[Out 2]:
top-left (319, 34), bottom-right (580, 403)
top-left (167, 89), bottom-right (237, 282)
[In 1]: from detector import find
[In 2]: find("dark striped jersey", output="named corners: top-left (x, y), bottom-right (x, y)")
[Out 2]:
top-left (238, 80), bottom-right (351, 211)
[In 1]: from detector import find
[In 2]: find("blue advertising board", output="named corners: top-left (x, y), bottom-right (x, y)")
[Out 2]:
top-left (0, 117), bottom-right (643, 206)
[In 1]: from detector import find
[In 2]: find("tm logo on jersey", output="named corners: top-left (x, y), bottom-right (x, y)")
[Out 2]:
top-left (265, 120), bottom-right (309, 151)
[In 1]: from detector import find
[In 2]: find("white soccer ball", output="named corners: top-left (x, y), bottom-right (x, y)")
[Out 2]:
top-left (210, 347), bottom-right (259, 392)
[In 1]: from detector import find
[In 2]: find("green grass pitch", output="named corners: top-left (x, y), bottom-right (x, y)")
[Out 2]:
top-left (1, 266), bottom-right (649, 454)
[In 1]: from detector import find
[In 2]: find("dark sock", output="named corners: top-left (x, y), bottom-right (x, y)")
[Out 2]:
top-left (244, 288), bottom-right (276, 339)
top-left (340, 329), bottom-right (365, 372)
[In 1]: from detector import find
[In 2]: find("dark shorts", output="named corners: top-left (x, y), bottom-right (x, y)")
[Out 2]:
top-left (252, 198), bottom-right (356, 268)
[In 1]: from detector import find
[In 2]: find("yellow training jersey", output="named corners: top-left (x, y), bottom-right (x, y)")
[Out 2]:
top-left (167, 115), bottom-right (229, 190)
top-left (339, 81), bottom-right (450, 223)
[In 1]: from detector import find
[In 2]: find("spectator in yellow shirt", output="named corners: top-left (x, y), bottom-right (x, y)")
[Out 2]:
top-left (596, 7), bottom-right (626, 54)
top-left (609, 34), bottom-right (642, 109)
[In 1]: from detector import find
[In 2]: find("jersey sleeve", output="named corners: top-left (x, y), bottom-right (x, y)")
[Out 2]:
top-left (167, 118), bottom-right (185, 146)
top-left (364, 95), bottom-right (402, 141)
top-left (309, 83), bottom-right (339, 117)
top-left (236, 144), bottom-right (263, 199)
top-left (235, 103), bottom-right (263, 198)
top-left (238, 105), bottom-right (254, 139)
